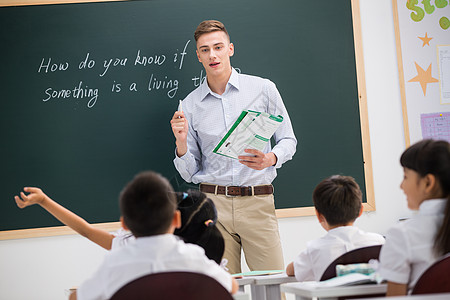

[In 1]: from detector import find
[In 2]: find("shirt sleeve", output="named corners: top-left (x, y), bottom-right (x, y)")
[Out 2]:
top-left (293, 249), bottom-right (315, 282)
top-left (378, 224), bottom-right (411, 284)
top-left (173, 102), bottom-right (202, 183)
top-left (264, 80), bottom-right (297, 169)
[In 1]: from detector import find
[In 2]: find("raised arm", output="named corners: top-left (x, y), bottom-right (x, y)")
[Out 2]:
top-left (14, 187), bottom-right (114, 250)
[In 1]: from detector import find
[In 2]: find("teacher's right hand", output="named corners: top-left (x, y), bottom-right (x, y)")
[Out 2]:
top-left (170, 111), bottom-right (188, 157)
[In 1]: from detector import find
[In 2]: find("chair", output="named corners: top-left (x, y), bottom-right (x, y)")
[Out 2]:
top-left (412, 253), bottom-right (450, 295)
top-left (320, 245), bottom-right (383, 281)
top-left (110, 271), bottom-right (234, 300)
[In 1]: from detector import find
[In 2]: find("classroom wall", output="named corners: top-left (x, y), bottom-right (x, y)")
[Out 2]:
top-left (0, 1), bottom-right (413, 299)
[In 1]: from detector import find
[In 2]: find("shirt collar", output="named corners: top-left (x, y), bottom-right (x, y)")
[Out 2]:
top-left (134, 233), bottom-right (178, 245)
top-left (327, 225), bottom-right (357, 235)
top-left (199, 67), bottom-right (240, 101)
top-left (419, 199), bottom-right (447, 216)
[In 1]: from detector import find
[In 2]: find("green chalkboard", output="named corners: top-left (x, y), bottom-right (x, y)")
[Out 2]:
top-left (0, 0), bottom-right (368, 233)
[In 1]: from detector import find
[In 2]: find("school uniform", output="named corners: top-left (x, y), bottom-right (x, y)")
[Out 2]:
top-left (379, 199), bottom-right (447, 291)
top-left (111, 228), bottom-right (134, 249)
top-left (293, 226), bottom-right (385, 281)
top-left (77, 234), bottom-right (233, 300)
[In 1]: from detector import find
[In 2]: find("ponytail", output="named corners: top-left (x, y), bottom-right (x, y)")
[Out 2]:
top-left (174, 190), bottom-right (225, 264)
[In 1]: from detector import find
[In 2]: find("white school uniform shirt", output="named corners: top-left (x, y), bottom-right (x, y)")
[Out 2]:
top-left (379, 199), bottom-right (447, 290)
top-left (77, 234), bottom-right (233, 300)
top-left (111, 228), bottom-right (135, 249)
top-left (293, 226), bottom-right (385, 282)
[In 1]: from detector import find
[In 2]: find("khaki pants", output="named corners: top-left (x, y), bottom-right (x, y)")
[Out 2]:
top-left (206, 192), bottom-right (284, 274)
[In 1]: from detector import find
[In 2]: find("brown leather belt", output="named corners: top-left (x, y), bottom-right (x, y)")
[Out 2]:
top-left (199, 183), bottom-right (273, 197)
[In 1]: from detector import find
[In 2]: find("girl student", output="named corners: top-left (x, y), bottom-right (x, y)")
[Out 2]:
top-left (379, 139), bottom-right (450, 296)
top-left (14, 187), bottom-right (225, 264)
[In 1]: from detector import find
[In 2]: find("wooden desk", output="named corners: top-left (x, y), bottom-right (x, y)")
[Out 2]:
top-left (281, 282), bottom-right (387, 300)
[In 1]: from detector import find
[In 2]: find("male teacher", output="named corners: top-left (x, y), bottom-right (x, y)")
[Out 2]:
top-left (171, 20), bottom-right (297, 274)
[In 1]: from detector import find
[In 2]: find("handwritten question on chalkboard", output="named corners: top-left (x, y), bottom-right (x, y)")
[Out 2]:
top-left (35, 40), bottom-right (214, 109)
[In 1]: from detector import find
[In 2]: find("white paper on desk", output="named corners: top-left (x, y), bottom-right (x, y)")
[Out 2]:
top-left (213, 110), bottom-right (283, 159)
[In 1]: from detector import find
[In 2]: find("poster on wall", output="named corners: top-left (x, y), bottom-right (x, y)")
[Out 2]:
top-left (393, 0), bottom-right (450, 145)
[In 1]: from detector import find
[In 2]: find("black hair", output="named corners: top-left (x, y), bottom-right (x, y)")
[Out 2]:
top-left (400, 139), bottom-right (450, 256)
top-left (174, 190), bottom-right (225, 264)
top-left (119, 171), bottom-right (176, 237)
top-left (313, 175), bottom-right (362, 226)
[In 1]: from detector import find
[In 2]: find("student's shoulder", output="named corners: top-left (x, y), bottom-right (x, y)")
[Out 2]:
top-left (353, 227), bottom-right (385, 243)
top-left (174, 238), bottom-right (208, 257)
top-left (305, 232), bottom-right (335, 250)
top-left (384, 218), bottom-right (414, 242)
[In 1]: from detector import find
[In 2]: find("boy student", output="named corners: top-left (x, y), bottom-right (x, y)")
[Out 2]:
top-left (66, 171), bottom-right (237, 300)
top-left (286, 175), bottom-right (385, 281)
top-left (170, 20), bottom-right (297, 274)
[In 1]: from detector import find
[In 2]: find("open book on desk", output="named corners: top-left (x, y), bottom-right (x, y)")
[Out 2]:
top-left (304, 273), bottom-right (378, 288)
top-left (213, 110), bottom-right (283, 159)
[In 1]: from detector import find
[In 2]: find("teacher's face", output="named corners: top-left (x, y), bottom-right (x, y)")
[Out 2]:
top-left (196, 31), bottom-right (234, 78)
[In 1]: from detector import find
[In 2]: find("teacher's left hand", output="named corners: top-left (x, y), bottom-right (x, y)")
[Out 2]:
top-left (238, 149), bottom-right (277, 170)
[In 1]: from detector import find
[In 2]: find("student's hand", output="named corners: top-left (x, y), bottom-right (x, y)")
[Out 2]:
top-left (230, 277), bottom-right (239, 295)
top-left (14, 187), bottom-right (48, 208)
top-left (286, 262), bottom-right (295, 276)
top-left (170, 111), bottom-right (188, 157)
top-left (238, 150), bottom-right (277, 170)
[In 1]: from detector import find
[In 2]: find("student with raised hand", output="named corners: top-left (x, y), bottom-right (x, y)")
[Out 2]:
top-left (379, 139), bottom-right (450, 296)
top-left (67, 171), bottom-right (237, 300)
top-left (286, 175), bottom-right (385, 281)
top-left (14, 187), bottom-right (226, 264)
top-left (15, 187), bottom-right (114, 250)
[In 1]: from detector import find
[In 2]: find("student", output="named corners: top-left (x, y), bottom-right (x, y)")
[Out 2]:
top-left (63, 171), bottom-right (237, 299)
top-left (170, 19), bottom-right (297, 274)
top-left (379, 139), bottom-right (450, 296)
top-left (14, 186), bottom-right (225, 264)
top-left (286, 175), bottom-right (385, 281)
top-left (174, 189), bottom-right (225, 265)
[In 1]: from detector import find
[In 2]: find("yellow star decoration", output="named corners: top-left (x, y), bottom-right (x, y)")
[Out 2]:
top-left (418, 32), bottom-right (432, 47)
top-left (408, 62), bottom-right (439, 96)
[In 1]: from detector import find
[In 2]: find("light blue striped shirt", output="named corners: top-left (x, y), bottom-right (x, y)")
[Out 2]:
top-left (174, 68), bottom-right (297, 186)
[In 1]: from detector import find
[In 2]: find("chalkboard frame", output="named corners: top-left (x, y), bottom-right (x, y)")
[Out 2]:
top-left (0, 0), bottom-right (374, 240)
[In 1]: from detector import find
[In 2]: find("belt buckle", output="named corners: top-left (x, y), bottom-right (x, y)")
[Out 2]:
top-left (225, 186), bottom-right (233, 197)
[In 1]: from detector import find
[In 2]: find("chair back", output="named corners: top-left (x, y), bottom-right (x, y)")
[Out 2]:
top-left (110, 271), bottom-right (233, 300)
top-left (320, 245), bottom-right (383, 281)
top-left (412, 253), bottom-right (450, 295)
